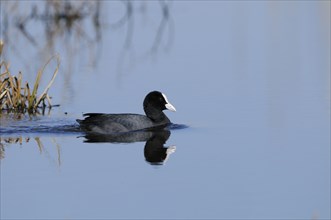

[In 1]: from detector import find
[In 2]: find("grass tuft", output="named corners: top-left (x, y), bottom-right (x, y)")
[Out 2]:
top-left (0, 50), bottom-right (60, 115)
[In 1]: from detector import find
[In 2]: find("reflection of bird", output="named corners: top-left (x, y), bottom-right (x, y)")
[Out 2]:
top-left (82, 130), bottom-right (154, 143)
top-left (76, 91), bottom-right (176, 134)
top-left (81, 129), bottom-right (176, 165)
top-left (144, 130), bottom-right (176, 165)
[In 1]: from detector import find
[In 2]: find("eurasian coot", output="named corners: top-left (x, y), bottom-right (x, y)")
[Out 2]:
top-left (77, 91), bottom-right (176, 134)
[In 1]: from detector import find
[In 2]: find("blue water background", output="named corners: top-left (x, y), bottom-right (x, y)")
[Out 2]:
top-left (0, 1), bottom-right (330, 219)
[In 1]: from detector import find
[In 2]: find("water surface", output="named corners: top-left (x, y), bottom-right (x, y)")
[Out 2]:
top-left (1, 1), bottom-right (330, 219)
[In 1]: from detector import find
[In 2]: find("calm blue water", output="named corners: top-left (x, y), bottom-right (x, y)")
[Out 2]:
top-left (1, 1), bottom-right (330, 219)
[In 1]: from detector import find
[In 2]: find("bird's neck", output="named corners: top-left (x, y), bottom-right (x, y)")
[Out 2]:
top-left (144, 108), bottom-right (169, 123)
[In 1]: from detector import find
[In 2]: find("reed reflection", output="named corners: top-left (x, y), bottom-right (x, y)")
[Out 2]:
top-left (0, 136), bottom-right (62, 166)
top-left (1, 1), bottom-right (173, 71)
top-left (82, 129), bottom-right (176, 165)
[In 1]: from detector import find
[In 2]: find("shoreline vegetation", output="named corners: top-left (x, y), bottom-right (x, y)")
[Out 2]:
top-left (0, 41), bottom-right (60, 115)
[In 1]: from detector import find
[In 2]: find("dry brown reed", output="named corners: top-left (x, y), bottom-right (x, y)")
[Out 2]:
top-left (0, 51), bottom-right (60, 114)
